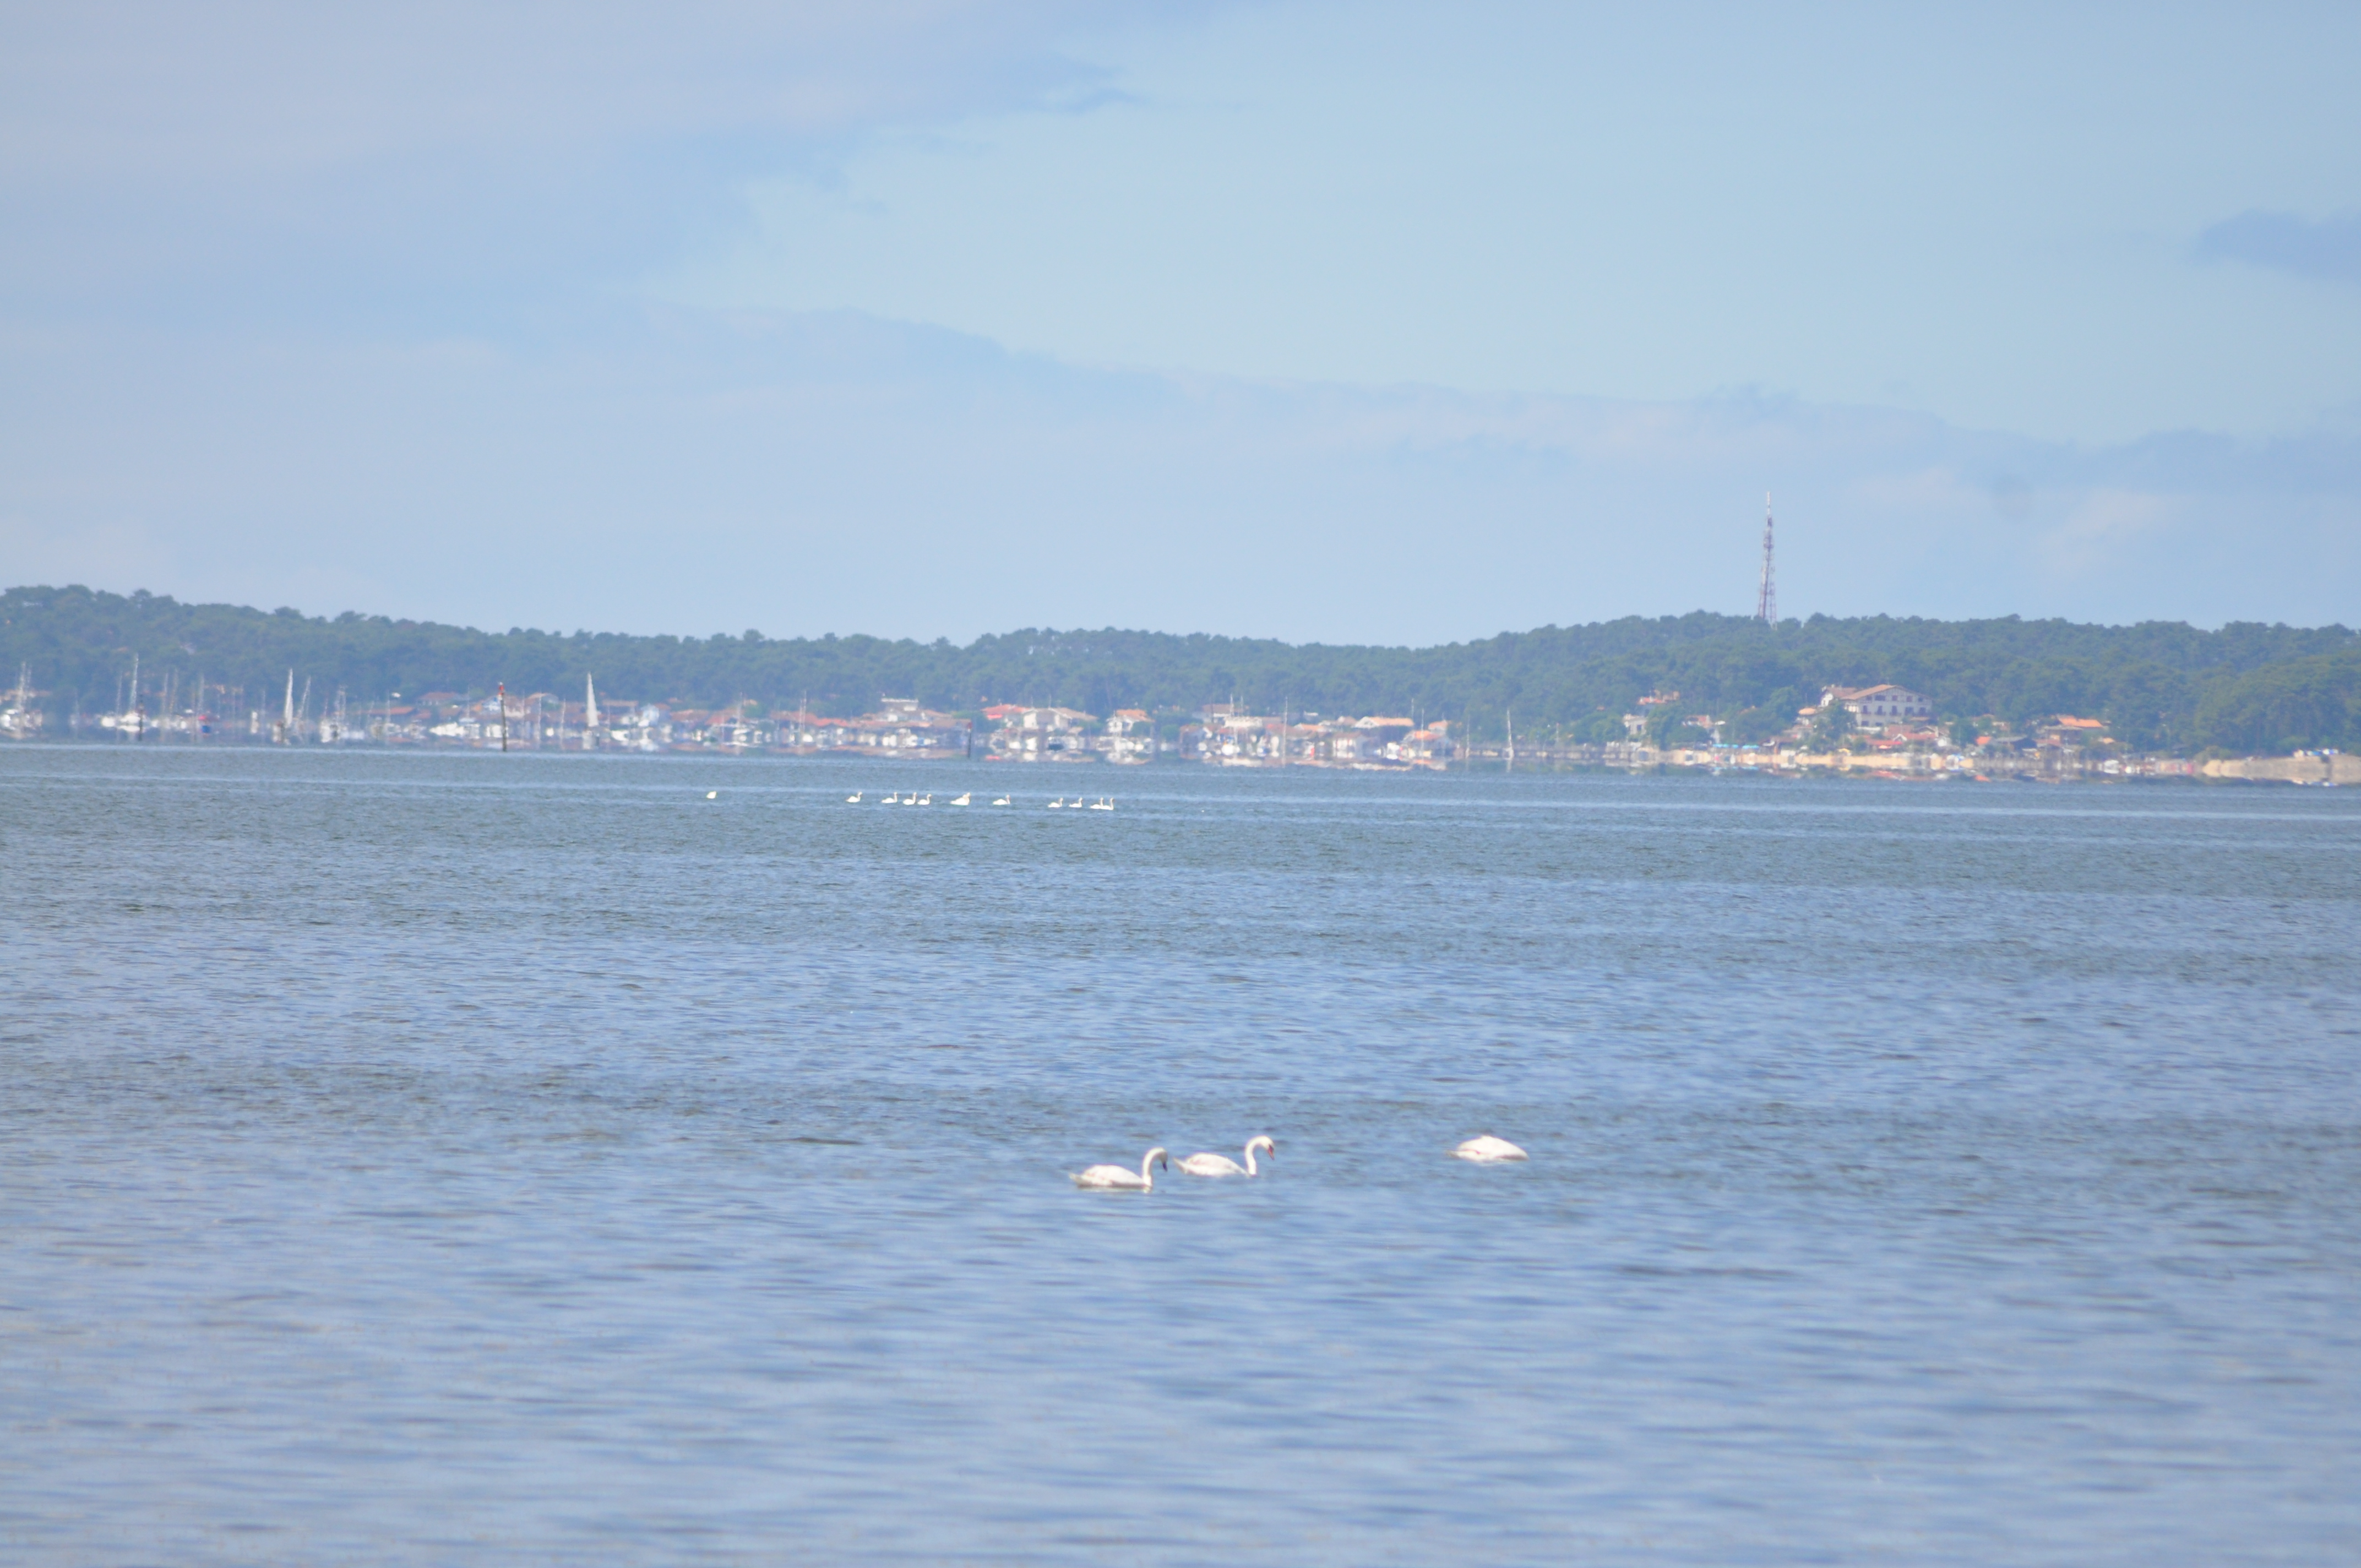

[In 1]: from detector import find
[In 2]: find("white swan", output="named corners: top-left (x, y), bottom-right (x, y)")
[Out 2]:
top-left (846, 791), bottom-right (863, 803)
top-left (1177, 1136), bottom-right (1274, 1178)
top-left (1089, 796), bottom-right (1114, 810)
top-left (1070, 1147), bottom-right (1169, 1190)
top-left (705, 791), bottom-right (718, 799)
top-left (1047, 797), bottom-right (1064, 808)
top-left (951, 792), bottom-right (971, 805)
top-left (993, 794), bottom-right (1011, 806)
top-left (916, 793), bottom-right (932, 805)
top-left (882, 791), bottom-right (899, 804)
top-left (1452, 1135), bottom-right (1527, 1163)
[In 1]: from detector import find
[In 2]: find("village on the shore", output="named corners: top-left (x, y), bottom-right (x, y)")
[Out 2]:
top-left (6, 662), bottom-right (2347, 784)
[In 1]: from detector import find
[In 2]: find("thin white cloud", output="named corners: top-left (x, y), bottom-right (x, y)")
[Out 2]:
top-left (0, 2), bottom-right (1209, 318)
top-left (2194, 209), bottom-right (2361, 286)
top-left (2038, 491), bottom-right (2178, 580)
top-left (0, 3), bottom-right (1156, 177)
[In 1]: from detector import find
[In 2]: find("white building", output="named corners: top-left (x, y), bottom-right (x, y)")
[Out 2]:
top-left (1099, 709), bottom-right (1155, 763)
top-left (1823, 684), bottom-right (1932, 728)
top-left (987, 705), bottom-right (1096, 760)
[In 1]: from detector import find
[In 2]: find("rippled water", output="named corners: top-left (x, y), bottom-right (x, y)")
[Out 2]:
top-left (3, 746), bottom-right (2358, 1564)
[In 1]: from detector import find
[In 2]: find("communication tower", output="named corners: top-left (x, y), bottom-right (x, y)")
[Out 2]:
top-left (1755, 493), bottom-right (1777, 625)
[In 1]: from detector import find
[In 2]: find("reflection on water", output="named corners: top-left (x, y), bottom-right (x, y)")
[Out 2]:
top-left (3, 747), bottom-right (2358, 1564)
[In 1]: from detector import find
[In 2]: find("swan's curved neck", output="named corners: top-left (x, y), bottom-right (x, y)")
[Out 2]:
top-left (1242, 1142), bottom-right (1259, 1177)
top-left (1140, 1148), bottom-right (1165, 1186)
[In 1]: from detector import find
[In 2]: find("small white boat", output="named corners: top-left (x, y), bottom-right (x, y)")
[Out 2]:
top-left (705, 791), bottom-right (718, 799)
top-left (1452, 1135), bottom-right (1527, 1163)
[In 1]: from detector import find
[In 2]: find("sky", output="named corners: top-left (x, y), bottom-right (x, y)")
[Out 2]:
top-left (3, 1), bottom-right (2357, 644)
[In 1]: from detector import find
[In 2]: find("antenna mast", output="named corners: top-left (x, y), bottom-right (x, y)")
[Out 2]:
top-left (1755, 492), bottom-right (1777, 625)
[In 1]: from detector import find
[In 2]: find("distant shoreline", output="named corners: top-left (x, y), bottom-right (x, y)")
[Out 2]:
top-left (4, 584), bottom-right (2356, 759)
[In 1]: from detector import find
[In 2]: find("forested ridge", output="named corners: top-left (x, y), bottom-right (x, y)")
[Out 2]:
top-left (4, 585), bottom-right (2358, 752)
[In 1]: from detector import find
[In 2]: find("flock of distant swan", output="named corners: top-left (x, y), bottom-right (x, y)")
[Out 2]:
top-left (844, 790), bottom-right (1114, 809)
top-left (696, 789), bottom-right (1114, 808)
top-left (1069, 1134), bottom-right (1527, 1190)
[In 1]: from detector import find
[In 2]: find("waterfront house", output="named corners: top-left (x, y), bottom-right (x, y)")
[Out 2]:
top-left (1204, 711), bottom-right (1283, 764)
top-left (988, 705), bottom-right (1096, 760)
top-left (1823, 684), bottom-right (1933, 728)
top-left (1323, 716), bottom-right (1413, 764)
top-left (1100, 709), bottom-right (1155, 763)
top-left (847, 699), bottom-right (969, 756)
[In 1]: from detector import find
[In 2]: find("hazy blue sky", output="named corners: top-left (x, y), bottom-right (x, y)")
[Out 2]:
top-left (3, 1), bottom-right (2357, 641)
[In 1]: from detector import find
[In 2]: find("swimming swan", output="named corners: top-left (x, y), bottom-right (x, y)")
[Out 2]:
top-left (1089, 797), bottom-right (1114, 810)
top-left (1177, 1136), bottom-right (1274, 1177)
top-left (846, 791), bottom-right (863, 803)
top-left (993, 794), bottom-right (1011, 806)
top-left (1452, 1135), bottom-right (1527, 1162)
top-left (951, 792), bottom-right (971, 805)
top-left (1071, 1147), bottom-right (1169, 1190)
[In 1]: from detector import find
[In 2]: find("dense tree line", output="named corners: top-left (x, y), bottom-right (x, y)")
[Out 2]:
top-left (4, 584), bottom-right (2356, 752)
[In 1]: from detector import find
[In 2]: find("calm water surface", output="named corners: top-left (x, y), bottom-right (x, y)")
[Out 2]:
top-left (3, 747), bottom-right (2358, 1564)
